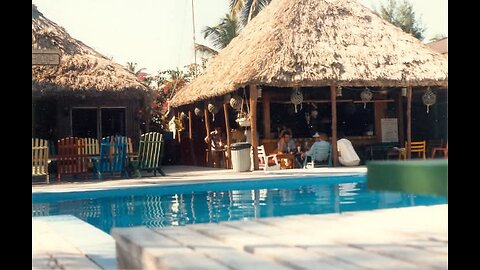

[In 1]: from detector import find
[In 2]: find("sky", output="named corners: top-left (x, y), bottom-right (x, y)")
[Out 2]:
top-left (33, 0), bottom-right (447, 75)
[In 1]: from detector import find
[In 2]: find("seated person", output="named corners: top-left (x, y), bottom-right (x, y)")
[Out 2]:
top-left (301, 132), bottom-right (331, 164)
top-left (205, 127), bottom-right (226, 168)
top-left (277, 130), bottom-right (296, 154)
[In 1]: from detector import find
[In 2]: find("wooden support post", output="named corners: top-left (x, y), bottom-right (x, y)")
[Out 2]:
top-left (330, 85), bottom-right (339, 167)
top-left (262, 91), bottom-right (271, 139)
top-left (397, 90), bottom-right (405, 146)
top-left (188, 110), bottom-right (193, 140)
top-left (204, 108), bottom-right (211, 166)
top-left (223, 103), bottom-right (231, 169)
top-left (406, 86), bottom-right (412, 159)
top-left (188, 110), bottom-right (197, 166)
top-left (177, 112), bottom-right (182, 144)
top-left (250, 85), bottom-right (259, 170)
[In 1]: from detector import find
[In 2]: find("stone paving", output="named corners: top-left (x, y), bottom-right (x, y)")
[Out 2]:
top-left (112, 205), bottom-right (447, 270)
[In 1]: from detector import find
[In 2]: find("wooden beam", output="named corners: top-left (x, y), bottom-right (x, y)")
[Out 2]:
top-left (250, 85), bottom-right (259, 170)
top-left (330, 85), bottom-right (339, 167)
top-left (406, 86), bottom-right (412, 159)
top-left (262, 91), bottom-right (271, 139)
top-left (266, 99), bottom-right (394, 104)
top-left (397, 90), bottom-right (405, 146)
top-left (223, 103), bottom-right (231, 169)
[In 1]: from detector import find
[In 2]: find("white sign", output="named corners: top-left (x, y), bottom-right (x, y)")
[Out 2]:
top-left (381, 118), bottom-right (398, 143)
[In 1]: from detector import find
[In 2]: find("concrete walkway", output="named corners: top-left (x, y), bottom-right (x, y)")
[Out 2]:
top-left (32, 165), bottom-right (367, 193)
top-left (112, 205), bottom-right (447, 270)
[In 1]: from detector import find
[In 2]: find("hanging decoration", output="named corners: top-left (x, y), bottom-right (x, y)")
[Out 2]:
top-left (336, 86), bottom-right (343, 97)
top-left (360, 87), bottom-right (373, 109)
top-left (290, 88), bottom-right (303, 113)
top-left (229, 95), bottom-right (242, 111)
top-left (422, 87), bottom-right (436, 113)
top-left (194, 107), bottom-right (202, 117)
top-left (207, 102), bottom-right (220, 121)
top-left (235, 88), bottom-right (251, 127)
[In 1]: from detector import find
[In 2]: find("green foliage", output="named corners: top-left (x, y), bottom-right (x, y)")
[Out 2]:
top-left (202, 13), bottom-right (241, 51)
top-left (377, 0), bottom-right (425, 40)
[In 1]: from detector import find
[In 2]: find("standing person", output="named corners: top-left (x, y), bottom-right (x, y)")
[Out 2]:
top-left (205, 127), bottom-right (226, 168)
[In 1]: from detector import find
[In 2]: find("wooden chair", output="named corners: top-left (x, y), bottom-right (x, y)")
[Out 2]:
top-left (130, 132), bottom-right (165, 177)
top-left (57, 137), bottom-right (89, 181)
top-left (400, 140), bottom-right (426, 160)
top-left (257, 145), bottom-right (280, 171)
top-left (432, 142), bottom-right (448, 158)
top-left (92, 135), bottom-right (129, 180)
top-left (303, 144), bottom-right (332, 168)
top-left (80, 138), bottom-right (99, 156)
top-left (32, 138), bottom-right (49, 183)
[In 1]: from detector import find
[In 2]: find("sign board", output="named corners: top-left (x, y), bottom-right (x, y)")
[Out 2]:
top-left (381, 118), bottom-right (398, 143)
top-left (32, 49), bottom-right (61, 65)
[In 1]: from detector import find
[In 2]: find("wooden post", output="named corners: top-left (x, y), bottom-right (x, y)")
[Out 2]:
top-left (397, 90), bottom-right (405, 146)
top-left (188, 110), bottom-right (193, 140)
top-left (188, 110), bottom-right (197, 166)
top-left (177, 112), bottom-right (182, 143)
top-left (330, 85), bottom-right (339, 167)
top-left (204, 108), bottom-right (211, 166)
top-left (406, 86), bottom-right (412, 159)
top-left (262, 91), bottom-right (271, 139)
top-left (223, 103), bottom-right (231, 169)
top-left (250, 85), bottom-right (259, 170)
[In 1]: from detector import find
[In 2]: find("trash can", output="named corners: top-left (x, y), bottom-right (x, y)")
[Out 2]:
top-left (230, 142), bottom-right (252, 172)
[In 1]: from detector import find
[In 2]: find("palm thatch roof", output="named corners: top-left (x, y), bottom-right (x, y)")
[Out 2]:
top-left (32, 5), bottom-right (150, 96)
top-left (170, 0), bottom-right (448, 107)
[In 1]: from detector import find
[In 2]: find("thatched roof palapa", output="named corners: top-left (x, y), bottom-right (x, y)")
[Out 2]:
top-left (170, 0), bottom-right (448, 107)
top-left (32, 5), bottom-right (150, 96)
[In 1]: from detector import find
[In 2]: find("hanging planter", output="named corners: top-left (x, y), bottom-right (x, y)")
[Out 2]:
top-left (422, 87), bottom-right (436, 113)
top-left (207, 101), bottom-right (220, 121)
top-left (290, 88), bottom-right (303, 113)
top-left (360, 87), bottom-right (373, 109)
top-left (229, 95), bottom-right (242, 111)
top-left (194, 107), bottom-right (202, 117)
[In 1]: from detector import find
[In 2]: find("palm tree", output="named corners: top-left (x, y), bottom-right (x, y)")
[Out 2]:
top-left (195, 13), bottom-right (241, 55)
top-left (126, 62), bottom-right (146, 76)
top-left (195, 1), bottom-right (271, 57)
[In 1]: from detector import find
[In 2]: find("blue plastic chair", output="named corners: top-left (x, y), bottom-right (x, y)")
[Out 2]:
top-left (92, 135), bottom-right (129, 180)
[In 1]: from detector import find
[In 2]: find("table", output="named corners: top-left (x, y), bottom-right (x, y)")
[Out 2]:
top-left (276, 153), bottom-right (295, 169)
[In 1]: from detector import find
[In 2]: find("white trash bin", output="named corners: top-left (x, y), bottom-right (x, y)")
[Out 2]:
top-left (230, 142), bottom-right (252, 172)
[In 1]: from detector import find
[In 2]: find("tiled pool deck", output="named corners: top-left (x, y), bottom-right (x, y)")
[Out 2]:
top-left (32, 165), bottom-right (447, 269)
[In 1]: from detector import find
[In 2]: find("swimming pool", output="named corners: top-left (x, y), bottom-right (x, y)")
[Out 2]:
top-left (32, 174), bottom-right (447, 233)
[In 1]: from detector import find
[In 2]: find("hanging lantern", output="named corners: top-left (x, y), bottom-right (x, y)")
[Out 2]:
top-left (360, 87), bottom-right (373, 109)
top-left (194, 107), bottom-right (202, 117)
top-left (422, 87), bottom-right (436, 113)
top-left (207, 102), bottom-right (220, 121)
top-left (229, 95), bottom-right (242, 111)
top-left (290, 88), bottom-right (303, 113)
top-left (336, 86), bottom-right (343, 97)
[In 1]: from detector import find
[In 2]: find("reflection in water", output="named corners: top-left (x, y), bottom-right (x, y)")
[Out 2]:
top-left (32, 182), bottom-right (446, 233)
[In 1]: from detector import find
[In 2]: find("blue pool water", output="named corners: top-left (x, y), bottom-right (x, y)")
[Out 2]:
top-left (32, 174), bottom-right (447, 233)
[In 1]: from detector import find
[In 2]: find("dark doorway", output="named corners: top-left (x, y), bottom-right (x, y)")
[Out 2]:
top-left (101, 108), bottom-right (126, 137)
top-left (72, 108), bottom-right (97, 138)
